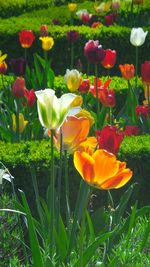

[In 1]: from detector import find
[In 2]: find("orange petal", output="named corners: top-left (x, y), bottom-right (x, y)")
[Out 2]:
top-left (100, 168), bottom-right (133, 189)
top-left (77, 137), bottom-right (97, 154)
top-left (92, 149), bottom-right (119, 185)
top-left (74, 151), bottom-right (95, 183)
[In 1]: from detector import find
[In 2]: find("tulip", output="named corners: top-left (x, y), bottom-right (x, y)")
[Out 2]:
top-left (39, 36), bottom-right (54, 51)
top-left (136, 105), bottom-right (149, 118)
top-left (76, 109), bottom-right (94, 126)
top-left (141, 61), bottom-right (150, 85)
top-left (19, 30), bottom-right (35, 48)
top-left (74, 149), bottom-right (132, 190)
top-left (79, 79), bottom-right (90, 93)
top-left (40, 25), bottom-right (49, 37)
top-left (24, 89), bottom-right (36, 106)
top-left (68, 3), bottom-right (77, 12)
top-left (94, 3), bottom-right (105, 13)
top-left (96, 125), bottom-right (124, 155)
top-left (90, 78), bottom-right (111, 98)
top-left (119, 64), bottom-right (135, 80)
top-left (130, 28), bottom-right (148, 47)
top-left (101, 49), bottom-right (117, 69)
top-left (143, 85), bottom-right (150, 106)
top-left (105, 13), bottom-right (117, 26)
top-left (0, 50), bottom-right (7, 74)
top-left (10, 58), bottom-right (26, 76)
top-left (84, 40), bottom-right (106, 64)
top-left (66, 30), bottom-right (79, 43)
top-left (91, 22), bottom-right (102, 28)
top-left (124, 125), bottom-right (140, 136)
top-left (12, 77), bottom-right (26, 98)
top-left (52, 116), bottom-right (91, 153)
top-left (12, 113), bottom-right (28, 134)
top-left (35, 89), bottom-right (80, 130)
top-left (52, 19), bottom-right (61, 25)
top-left (81, 12), bottom-right (91, 24)
top-left (100, 88), bottom-right (116, 107)
top-left (64, 69), bottom-right (81, 92)
top-left (112, 0), bottom-right (121, 10)
top-left (76, 9), bottom-right (88, 19)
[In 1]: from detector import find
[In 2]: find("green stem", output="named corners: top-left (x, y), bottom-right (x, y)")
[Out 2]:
top-left (64, 150), bottom-right (70, 231)
top-left (135, 46), bottom-right (138, 90)
top-left (79, 209), bottom-right (86, 267)
top-left (109, 108), bottom-right (113, 125)
top-left (50, 129), bottom-right (55, 256)
top-left (95, 63), bottom-right (100, 128)
top-left (57, 128), bottom-right (63, 232)
top-left (24, 48), bottom-right (27, 61)
top-left (16, 99), bottom-right (20, 143)
top-left (70, 42), bottom-right (74, 69)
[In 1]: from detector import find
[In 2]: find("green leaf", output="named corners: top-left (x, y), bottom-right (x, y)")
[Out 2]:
top-left (86, 210), bottom-right (95, 243)
top-left (54, 216), bottom-right (68, 261)
top-left (73, 232), bottom-right (112, 267)
top-left (19, 190), bottom-right (44, 267)
top-left (114, 183), bottom-right (137, 224)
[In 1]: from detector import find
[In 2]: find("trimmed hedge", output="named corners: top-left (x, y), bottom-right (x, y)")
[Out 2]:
top-left (1, 19), bottom-right (150, 75)
top-left (0, 135), bottom-right (150, 209)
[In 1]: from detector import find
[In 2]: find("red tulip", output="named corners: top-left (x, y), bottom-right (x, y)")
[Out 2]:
top-left (81, 12), bottom-right (91, 23)
top-left (141, 61), bottom-right (150, 85)
top-left (136, 105), bottom-right (149, 118)
top-left (66, 30), bottom-right (79, 43)
top-left (101, 49), bottom-right (117, 69)
top-left (100, 88), bottom-right (116, 107)
top-left (0, 62), bottom-right (7, 74)
top-left (40, 25), bottom-right (49, 37)
top-left (12, 77), bottom-right (26, 98)
top-left (24, 89), bottom-right (36, 106)
top-left (79, 79), bottom-right (90, 93)
top-left (84, 40), bottom-right (106, 64)
top-left (105, 13), bottom-right (117, 26)
top-left (96, 125), bottom-right (124, 155)
top-left (124, 125), bottom-right (140, 136)
top-left (19, 30), bottom-right (35, 48)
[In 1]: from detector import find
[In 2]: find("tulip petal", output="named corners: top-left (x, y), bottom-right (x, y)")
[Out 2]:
top-left (74, 151), bottom-right (95, 183)
top-left (93, 149), bottom-right (119, 184)
top-left (59, 93), bottom-right (77, 125)
top-left (100, 168), bottom-right (133, 189)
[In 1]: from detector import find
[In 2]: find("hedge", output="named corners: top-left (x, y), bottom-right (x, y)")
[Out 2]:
top-left (0, 135), bottom-right (150, 210)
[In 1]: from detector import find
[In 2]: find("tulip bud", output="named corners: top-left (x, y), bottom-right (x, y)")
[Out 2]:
top-left (79, 79), bottom-right (90, 93)
top-left (10, 58), bottom-right (26, 76)
top-left (40, 25), bottom-right (49, 37)
top-left (136, 105), bottom-right (149, 118)
top-left (19, 29), bottom-right (35, 48)
top-left (66, 30), bottom-right (79, 43)
top-left (12, 77), bottom-right (25, 98)
top-left (130, 28), bottom-right (148, 47)
top-left (141, 61), bottom-right (150, 85)
top-left (64, 69), bottom-right (81, 92)
top-left (0, 61), bottom-right (7, 74)
top-left (101, 49), bottom-right (117, 69)
top-left (68, 3), bottom-right (77, 12)
top-left (39, 36), bottom-right (54, 51)
top-left (24, 89), bottom-right (36, 106)
top-left (84, 40), bottom-right (106, 64)
top-left (119, 64), bottom-right (135, 80)
top-left (12, 113), bottom-right (28, 134)
top-left (124, 125), bottom-right (140, 136)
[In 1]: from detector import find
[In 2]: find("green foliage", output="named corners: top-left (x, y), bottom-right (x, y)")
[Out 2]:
top-left (0, 194), bottom-right (22, 266)
top-left (0, 135), bottom-right (149, 208)
top-left (108, 216), bottom-right (150, 266)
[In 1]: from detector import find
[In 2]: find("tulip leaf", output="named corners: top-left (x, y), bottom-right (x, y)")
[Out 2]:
top-left (73, 232), bottom-right (112, 267)
top-left (19, 190), bottom-right (44, 267)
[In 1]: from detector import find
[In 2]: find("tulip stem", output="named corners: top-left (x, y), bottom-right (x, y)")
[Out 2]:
top-left (64, 150), bottom-right (70, 232)
top-left (135, 46), bottom-right (138, 90)
top-left (24, 48), bottom-right (27, 61)
top-left (57, 127), bottom-right (63, 232)
top-left (70, 43), bottom-right (74, 69)
top-left (16, 99), bottom-right (20, 143)
top-left (95, 64), bottom-right (100, 128)
top-left (50, 129), bottom-right (55, 256)
top-left (109, 108), bottom-right (113, 125)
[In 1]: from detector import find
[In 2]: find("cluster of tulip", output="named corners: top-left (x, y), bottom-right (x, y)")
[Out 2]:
top-left (66, 0), bottom-right (145, 28)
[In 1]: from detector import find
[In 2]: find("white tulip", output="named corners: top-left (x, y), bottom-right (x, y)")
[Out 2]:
top-left (0, 168), bottom-right (14, 185)
top-left (130, 28), bottom-right (148, 47)
top-left (64, 69), bottom-right (81, 92)
top-left (35, 89), bottom-right (81, 130)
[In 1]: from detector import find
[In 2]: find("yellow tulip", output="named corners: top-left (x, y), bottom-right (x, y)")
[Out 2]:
top-left (39, 36), bottom-right (54, 51)
top-left (74, 149), bottom-right (132, 190)
top-left (64, 69), bottom-right (81, 92)
top-left (12, 113), bottom-right (28, 134)
top-left (68, 3), bottom-right (77, 12)
top-left (0, 50), bottom-right (7, 64)
top-left (71, 95), bottom-right (83, 108)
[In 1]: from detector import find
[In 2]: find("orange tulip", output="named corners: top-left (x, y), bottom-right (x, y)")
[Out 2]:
top-left (74, 149), bottom-right (132, 189)
top-left (53, 116), bottom-right (95, 153)
top-left (119, 64), bottom-right (135, 80)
